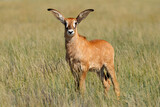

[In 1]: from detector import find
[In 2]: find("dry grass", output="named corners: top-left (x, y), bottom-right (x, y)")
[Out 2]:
top-left (0, 0), bottom-right (160, 106)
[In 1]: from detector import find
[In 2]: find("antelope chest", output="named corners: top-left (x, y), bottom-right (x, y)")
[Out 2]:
top-left (70, 59), bottom-right (81, 72)
top-left (66, 48), bottom-right (88, 72)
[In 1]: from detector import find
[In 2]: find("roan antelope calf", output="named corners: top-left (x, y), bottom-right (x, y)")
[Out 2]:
top-left (48, 8), bottom-right (120, 97)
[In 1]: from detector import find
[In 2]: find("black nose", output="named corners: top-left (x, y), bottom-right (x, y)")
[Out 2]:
top-left (68, 31), bottom-right (73, 34)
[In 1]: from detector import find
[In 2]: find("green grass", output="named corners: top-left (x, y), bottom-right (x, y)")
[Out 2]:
top-left (0, 0), bottom-right (160, 106)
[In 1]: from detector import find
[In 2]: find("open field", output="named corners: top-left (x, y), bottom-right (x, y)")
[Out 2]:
top-left (0, 0), bottom-right (160, 106)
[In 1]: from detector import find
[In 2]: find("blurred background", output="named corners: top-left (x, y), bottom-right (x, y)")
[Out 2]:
top-left (0, 0), bottom-right (160, 106)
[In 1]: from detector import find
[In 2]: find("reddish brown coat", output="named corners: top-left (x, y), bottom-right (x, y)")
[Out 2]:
top-left (48, 9), bottom-right (120, 98)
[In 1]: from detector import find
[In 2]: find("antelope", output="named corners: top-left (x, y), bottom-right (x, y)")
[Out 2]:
top-left (48, 8), bottom-right (120, 98)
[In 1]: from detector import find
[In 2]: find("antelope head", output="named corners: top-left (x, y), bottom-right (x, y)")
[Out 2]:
top-left (48, 8), bottom-right (94, 37)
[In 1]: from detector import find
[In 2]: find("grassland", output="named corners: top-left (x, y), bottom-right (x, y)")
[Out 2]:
top-left (0, 0), bottom-right (160, 106)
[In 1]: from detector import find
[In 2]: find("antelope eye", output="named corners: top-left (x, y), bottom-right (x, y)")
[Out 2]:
top-left (75, 22), bottom-right (78, 25)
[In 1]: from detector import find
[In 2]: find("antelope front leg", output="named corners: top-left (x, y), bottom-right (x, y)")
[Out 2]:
top-left (79, 65), bottom-right (89, 94)
top-left (71, 70), bottom-right (80, 92)
top-left (71, 64), bottom-right (88, 94)
top-left (71, 70), bottom-right (87, 94)
top-left (79, 71), bottom-right (87, 94)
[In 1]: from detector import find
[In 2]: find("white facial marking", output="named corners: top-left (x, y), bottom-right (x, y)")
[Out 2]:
top-left (67, 29), bottom-right (74, 36)
top-left (73, 20), bottom-right (76, 28)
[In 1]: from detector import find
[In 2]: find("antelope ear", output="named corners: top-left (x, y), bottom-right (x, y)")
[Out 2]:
top-left (76, 9), bottom-right (94, 24)
top-left (48, 8), bottom-right (65, 24)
